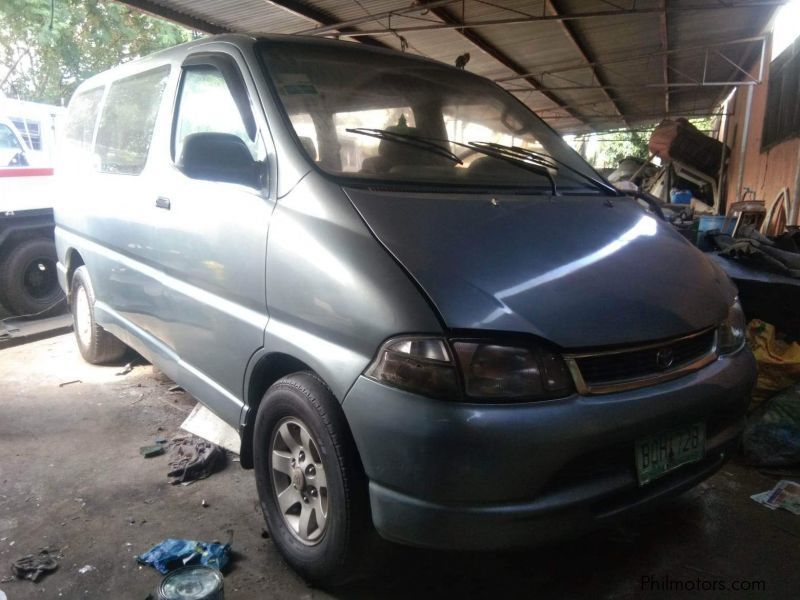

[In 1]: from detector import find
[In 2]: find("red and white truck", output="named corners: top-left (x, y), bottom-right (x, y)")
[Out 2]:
top-left (0, 100), bottom-right (66, 317)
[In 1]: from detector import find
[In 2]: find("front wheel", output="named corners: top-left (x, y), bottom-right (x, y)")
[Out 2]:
top-left (70, 266), bottom-right (127, 364)
top-left (253, 372), bottom-right (371, 586)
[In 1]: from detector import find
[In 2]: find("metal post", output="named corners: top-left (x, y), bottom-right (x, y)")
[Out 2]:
top-left (717, 112), bottom-right (728, 214)
top-left (734, 83), bottom-right (755, 205)
top-left (791, 144), bottom-right (800, 225)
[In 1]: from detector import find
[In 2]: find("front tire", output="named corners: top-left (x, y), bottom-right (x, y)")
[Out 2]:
top-left (70, 266), bottom-right (127, 364)
top-left (253, 372), bottom-right (370, 586)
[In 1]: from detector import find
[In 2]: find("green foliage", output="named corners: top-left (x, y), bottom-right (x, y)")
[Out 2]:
top-left (574, 118), bottom-right (716, 170)
top-left (0, 0), bottom-right (192, 105)
top-left (574, 127), bottom-right (653, 170)
top-left (597, 128), bottom-right (651, 168)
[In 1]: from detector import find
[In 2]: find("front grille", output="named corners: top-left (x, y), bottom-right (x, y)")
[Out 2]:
top-left (567, 328), bottom-right (716, 394)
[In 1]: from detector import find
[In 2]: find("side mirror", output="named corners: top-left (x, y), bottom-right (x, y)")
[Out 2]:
top-left (178, 132), bottom-right (262, 188)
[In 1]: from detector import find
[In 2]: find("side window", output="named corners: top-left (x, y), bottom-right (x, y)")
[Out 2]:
top-left (0, 123), bottom-right (25, 167)
top-left (173, 65), bottom-right (265, 162)
top-left (10, 118), bottom-right (41, 150)
top-left (64, 86), bottom-right (104, 153)
top-left (94, 66), bottom-right (170, 175)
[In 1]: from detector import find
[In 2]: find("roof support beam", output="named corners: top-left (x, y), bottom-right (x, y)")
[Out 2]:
top-left (419, 1), bottom-right (591, 129)
top-left (660, 1), bottom-right (670, 115)
top-left (545, 0), bottom-right (627, 126)
top-left (118, 0), bottom-right (232, 33)
top-left (505, 81), bottom-right (761, 91)
top-left (293, 0), bottom-right (459, 36)
top-left (264, 1), bottom-right (391, 48)
top-left (337, 2), bottom-right (787, 37)
top-left (495, 36), bottom-right (766, 82)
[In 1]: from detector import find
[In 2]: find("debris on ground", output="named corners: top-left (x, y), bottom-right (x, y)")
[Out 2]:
top-left (116, 362), bottom-right (134, 376)
top-left (166, 435), bottom-right (225, 485)
top-left (168, 385), bottom-right (184, 393)
top-left (181, 404), bottom-right (241, 454)
top-left (78, 564), bottom-right (96, 575)
top-left (11, 550), bottom-right (59, 582)
top-left (201, 499), bottom-right (209, 508)
top-left (743, 383), bottom-right (800, 467)
top-left (58, 380), bottom-right (81, 388)
top-left (140, 444), bottom-right (166, 458)
top-left (137, 539), bottom-right (230, 574)
top-left (751, 480), bottom-right (800, 515)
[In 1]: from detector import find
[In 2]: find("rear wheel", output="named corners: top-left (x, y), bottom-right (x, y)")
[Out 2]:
top-left (70, 266), bottom-right (127, 364)
top-left (0, 237), bottom-right (65, 317)
top-left (253, 372), bottom-right (371, 586)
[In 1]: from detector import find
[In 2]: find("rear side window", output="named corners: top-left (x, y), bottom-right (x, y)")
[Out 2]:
top-left (95, 66), bottom-right (170, 175)
top-left (65, 87), bottom-right (104, 152)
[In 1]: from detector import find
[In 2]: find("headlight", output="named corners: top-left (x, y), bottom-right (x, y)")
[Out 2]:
top-left (717, 299), bottom-right (746, 354)
top-left (453, 342), bottom-right (573, 400)
top-left (366, 335), bottom-right (574, 401)
top-left (365, 336), bottom-right (460, 400)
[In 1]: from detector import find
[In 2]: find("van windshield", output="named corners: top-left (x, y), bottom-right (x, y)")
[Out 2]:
top-left (260, 40), bottom-right (609, 194)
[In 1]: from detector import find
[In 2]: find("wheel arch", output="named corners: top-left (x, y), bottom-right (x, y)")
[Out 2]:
top-left (240, 352), bottom-right (329, 469)
top-left (64, 248), bottom-right (85, 296)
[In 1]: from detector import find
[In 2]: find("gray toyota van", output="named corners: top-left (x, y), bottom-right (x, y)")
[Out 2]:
top-left (55, 34), bottom-right (755, 585)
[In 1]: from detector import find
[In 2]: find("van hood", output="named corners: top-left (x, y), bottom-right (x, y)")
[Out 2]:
top-left (344, 188), bottom-right (736, 349)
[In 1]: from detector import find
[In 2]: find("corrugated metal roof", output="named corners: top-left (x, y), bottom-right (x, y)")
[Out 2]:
top-left (118, 0), bottom-right (780, 134)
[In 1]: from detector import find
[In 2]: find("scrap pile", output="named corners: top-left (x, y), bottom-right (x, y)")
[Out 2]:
top-left (711, 226), bottom-right (800, 279)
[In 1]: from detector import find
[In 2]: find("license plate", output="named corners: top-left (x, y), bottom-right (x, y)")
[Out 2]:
top-left (635, 422), bottom-right (705, 485)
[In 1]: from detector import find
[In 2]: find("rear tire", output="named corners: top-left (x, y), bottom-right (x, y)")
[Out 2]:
top-left (253, 372), bottom-right (371, 587)
top-left (70, 266), bottom-right (127, 364)
top-left (0, 237), bottom-right (65, 317)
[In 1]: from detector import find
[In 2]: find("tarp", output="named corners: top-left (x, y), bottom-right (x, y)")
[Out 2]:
top-left (748, 320), bottom-right (800, 404)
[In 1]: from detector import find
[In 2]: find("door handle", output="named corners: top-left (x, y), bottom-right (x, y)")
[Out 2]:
top-left (155, 196), bottom-right (171, 210)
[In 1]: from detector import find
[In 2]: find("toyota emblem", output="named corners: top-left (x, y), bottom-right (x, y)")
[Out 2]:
top-left (656, 348), bottom-right (675, 370)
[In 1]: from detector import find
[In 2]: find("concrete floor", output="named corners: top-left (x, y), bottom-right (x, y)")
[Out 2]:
top-left (1, 334), bottom-right (798, 599)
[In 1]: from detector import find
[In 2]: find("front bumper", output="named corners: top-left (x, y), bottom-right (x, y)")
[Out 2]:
top-left (342, 348), bottom-right (755, 550)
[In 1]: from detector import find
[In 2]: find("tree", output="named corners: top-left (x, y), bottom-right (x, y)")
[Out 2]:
top-left (573, 117), bottom-right (716, 169)
top-left (0, 0), bottom-right (192, 105)
top-left (572, 127), bottom-right (653, 170)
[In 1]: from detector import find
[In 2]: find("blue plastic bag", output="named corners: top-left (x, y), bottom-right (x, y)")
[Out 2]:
top-left (137, 538), bottom-right (230, 574)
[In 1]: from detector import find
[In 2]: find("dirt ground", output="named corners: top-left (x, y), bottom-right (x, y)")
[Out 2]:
top-left (1, 333), bottom-right (799, 599)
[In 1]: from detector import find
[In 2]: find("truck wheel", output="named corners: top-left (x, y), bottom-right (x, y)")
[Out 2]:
top-left (70, 266), bottom-right (127, 364)
top-left (253, 372), bottom-right (371, 587)
top-left (0, 237), bottom-right (65, 317)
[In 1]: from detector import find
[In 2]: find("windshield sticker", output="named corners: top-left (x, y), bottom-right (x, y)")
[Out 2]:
top-left (278, 74), bottom-right (319, 96)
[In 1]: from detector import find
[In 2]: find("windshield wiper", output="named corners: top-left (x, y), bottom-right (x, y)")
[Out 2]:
top-left (346, 128), bottom-right (463, 165)
top-left (469, 141), bottom-right (617, 195)
top-left (348, 130), bottom-right (557, 194)
top-left (460, 141), bottom-right (558, 195)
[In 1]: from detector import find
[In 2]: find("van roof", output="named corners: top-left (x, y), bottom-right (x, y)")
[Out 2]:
top-left (70, 33), bottom-right (460, 101)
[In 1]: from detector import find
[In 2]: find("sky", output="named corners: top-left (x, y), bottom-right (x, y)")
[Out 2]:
top-left (772, 0), bottom-right (800, 59)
